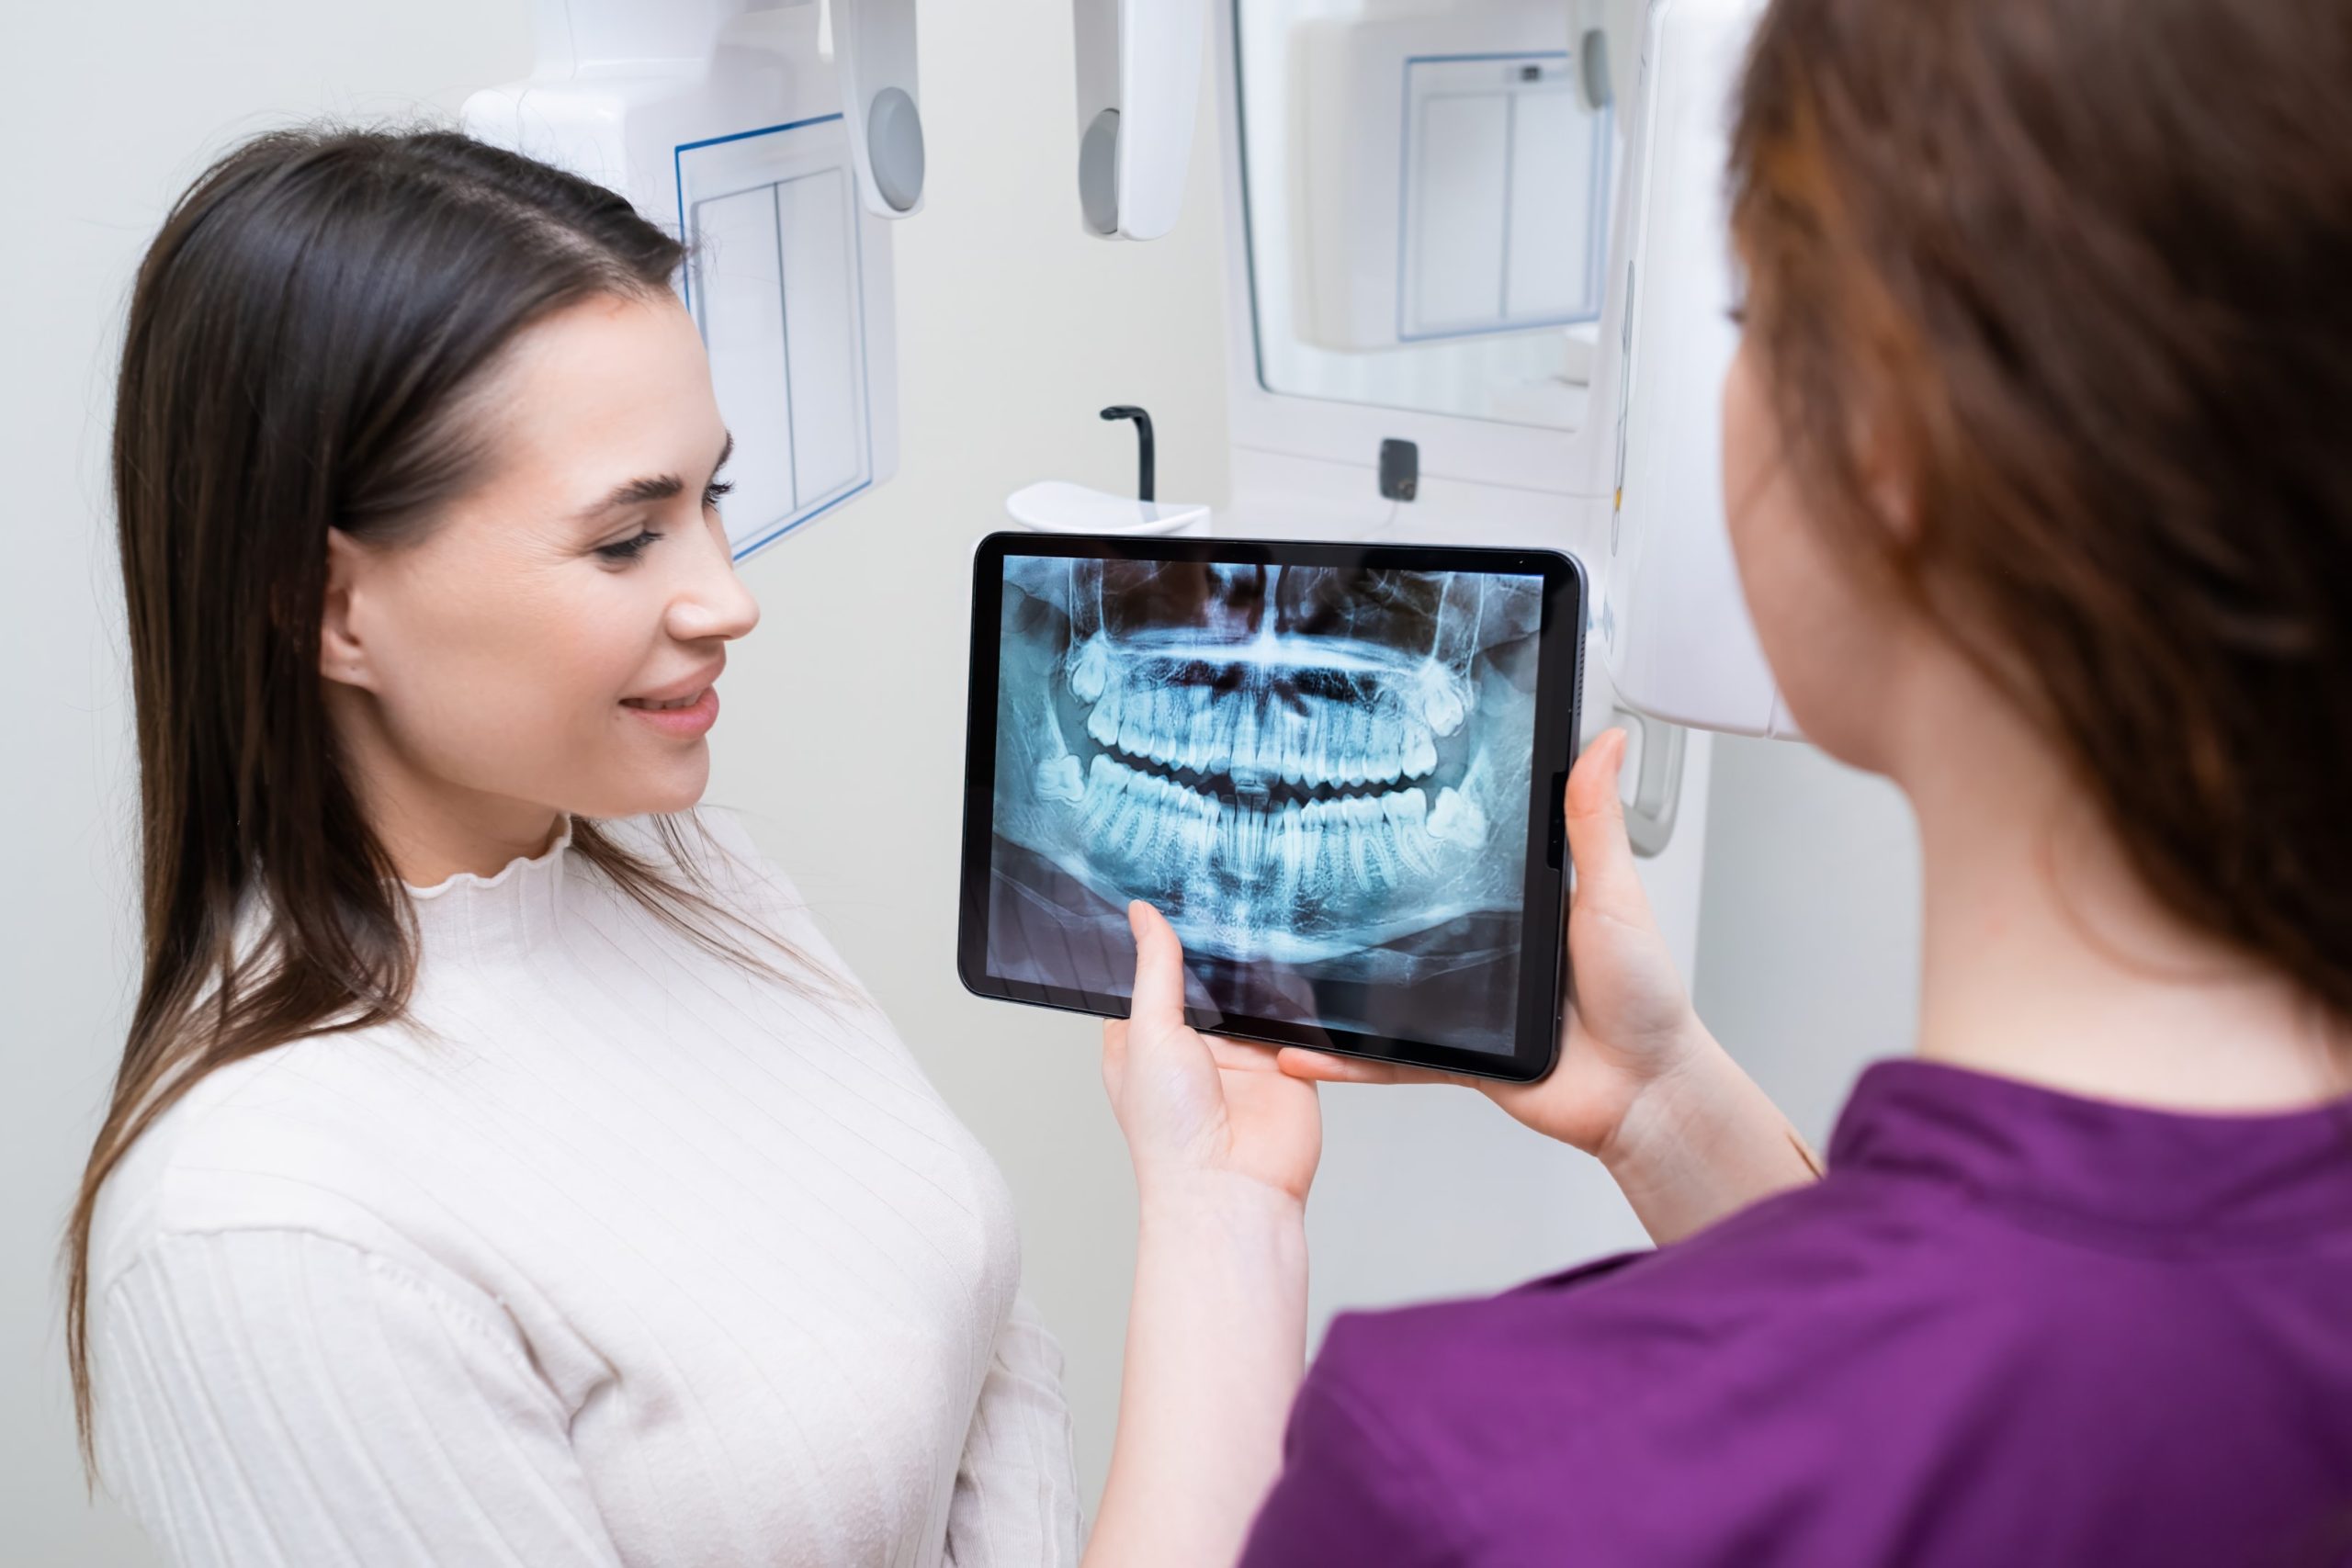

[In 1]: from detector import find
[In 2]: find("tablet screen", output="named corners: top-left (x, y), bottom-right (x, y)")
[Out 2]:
top-left (962, 536), bottom-right (1581, 1076)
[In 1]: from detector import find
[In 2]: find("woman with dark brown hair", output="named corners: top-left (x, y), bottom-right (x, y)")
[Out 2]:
top-left (1073, 0), bottom-right (2352, 1562)
top-left (76, 130), bottom-right (1081, 1564)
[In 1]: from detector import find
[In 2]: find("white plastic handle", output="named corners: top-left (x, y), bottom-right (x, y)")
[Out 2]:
top-left (1070, 0), bottom-right (1210, 240)
top-left (1612, 705), bottom-right (1687, 859)
top-left (831, 0), bottom-right (926, 219)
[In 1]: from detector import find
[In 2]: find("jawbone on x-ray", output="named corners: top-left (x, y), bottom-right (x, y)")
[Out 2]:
top-left (989, 557), bottom-right (1543, 1052)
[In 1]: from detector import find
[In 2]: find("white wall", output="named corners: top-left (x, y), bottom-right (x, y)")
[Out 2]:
top-left (0, 3), bottom-right (1926, 1561)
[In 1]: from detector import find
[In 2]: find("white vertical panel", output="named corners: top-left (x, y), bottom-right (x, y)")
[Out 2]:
top-left (1503, 90), bottom-right (1591, 321)
top-left (1408, 92), bottom-right (1509, 333)
top-left (692, 186), bottom-right (797, 534)
top-left (776, 168), bottom-right (865, 507)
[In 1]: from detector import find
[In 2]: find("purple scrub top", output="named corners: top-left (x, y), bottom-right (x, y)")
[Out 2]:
top-left (1239, 1060), bottom-right (2352, 1566)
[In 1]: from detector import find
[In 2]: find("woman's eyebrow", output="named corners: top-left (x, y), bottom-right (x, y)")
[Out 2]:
top-left (582, 474), bottom-right (684, 515)
top-left (573, 435), bottom-right (734, 519)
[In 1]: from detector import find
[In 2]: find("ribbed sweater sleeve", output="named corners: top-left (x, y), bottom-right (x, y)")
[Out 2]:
top-left (944, 1294), bottom-right (1085, 1567)
top-left (96, 1229), bottom-right (625, 1568)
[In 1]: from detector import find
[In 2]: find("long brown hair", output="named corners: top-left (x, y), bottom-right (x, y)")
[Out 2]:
top-left (1728, 1), bottom-right (2352, 1014)
top-left (72, 127), bottom-right (836, 1470)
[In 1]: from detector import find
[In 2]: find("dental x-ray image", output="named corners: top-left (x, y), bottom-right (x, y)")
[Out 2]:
top-left (980, 549), bottom-right (1549, 1055)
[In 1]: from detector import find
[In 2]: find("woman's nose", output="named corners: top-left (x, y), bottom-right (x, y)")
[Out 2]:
top-left (668, 524), bottom-right (762, 644)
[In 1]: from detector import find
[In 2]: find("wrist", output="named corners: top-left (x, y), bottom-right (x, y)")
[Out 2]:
top-left (1596, 1024), bottom-right (1819, 1243)
top-left (1136, 1168), bottom-right (1308, 1236)
top-left (1589, 1017), bottom-right (1726, 1174)
top-left (1594, 1023), bottom-right (1776, 1193)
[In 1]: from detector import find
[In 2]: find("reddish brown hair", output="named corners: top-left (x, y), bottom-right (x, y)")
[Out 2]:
top-left (1729, 0), bottom-right (2352, 1014)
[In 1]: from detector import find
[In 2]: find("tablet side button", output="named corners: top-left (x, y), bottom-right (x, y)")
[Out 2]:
top-left (1546, 770), bottom-right (1568, 867)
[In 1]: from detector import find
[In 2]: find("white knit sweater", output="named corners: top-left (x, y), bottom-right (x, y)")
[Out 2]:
top-left (87, 810), bottom-right (1082, 1567)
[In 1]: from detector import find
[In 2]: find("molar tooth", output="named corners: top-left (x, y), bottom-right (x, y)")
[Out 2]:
top-left (1340, 707), bottom-right (1371, 784)
top-left (1341, 797), bottom-right (1376, 889)
top-left (1120, 705), bottom-right (1152, 761)
top-left (1404, 722), bottom-right (1438, 780)
top-left (1105, 790), bottom-right (1148, 855)
top-left (1365, 710), bottom-right (1404, 784)
top-left (1088, 685), bottom-right (1125, 749)
top-left (1080, 755), bottom-right (1131, 834)
top-left (1182, 807), bottom-right (1213, 867)
top-left (1427, 784), bottom-right (1488, 846)
top-left (1298, 800), bottom-right (1329, 889)
top-left (1351, 796), bottom-right (1397, 889)
top-left (1420, 670), bottom-right (1471, 738)
top-left (1384, 789), bottom-right (1437, 874)
top-left (1068, 637), bottom-right (1110, 704)
top-left (1142, 692), bottom-right (1170, 765)
top-left (1035, 754), bottom-right (1084, 806)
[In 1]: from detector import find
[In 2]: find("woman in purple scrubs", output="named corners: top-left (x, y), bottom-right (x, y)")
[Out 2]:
top-left (1075, 0), bottom-right (2352, 1562)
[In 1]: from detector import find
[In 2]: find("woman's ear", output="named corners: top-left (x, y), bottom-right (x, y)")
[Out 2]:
top-left (1851, 343), bottom-right (1928, 550)
top-left (319, 527), bottom-right (376, 691)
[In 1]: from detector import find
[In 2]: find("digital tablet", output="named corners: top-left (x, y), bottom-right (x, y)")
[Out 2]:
top-left (956, 532), bottom-right (1585, 1082)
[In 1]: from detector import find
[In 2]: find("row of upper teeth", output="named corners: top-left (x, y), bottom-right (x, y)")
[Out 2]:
top-left (1046, 754), bottom-right (1491, 886)
top-left (1085, 683), bottom-right (1439, 786)
top-left (629, 690), bottom-right (703, 711)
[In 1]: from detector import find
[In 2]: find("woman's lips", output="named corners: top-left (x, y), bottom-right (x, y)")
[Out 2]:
top-left (621, 684), bottom-right (719, 738)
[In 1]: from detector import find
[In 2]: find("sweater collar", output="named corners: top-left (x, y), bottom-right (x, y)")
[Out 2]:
top-left (1830, 1058), bottom-right (2352, 1247)
top-left (401, 817), bottom-right (573, 965)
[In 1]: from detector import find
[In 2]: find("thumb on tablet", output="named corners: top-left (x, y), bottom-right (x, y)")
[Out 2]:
top-left (1125, 899), bottom-right (1188, 1032)
top-left (1565, 728), bottom-right (1657, 935)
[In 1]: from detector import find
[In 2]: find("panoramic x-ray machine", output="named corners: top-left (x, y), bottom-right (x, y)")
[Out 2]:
top-left (467, 0), bottom-right (1782, 1285)
top-left (466, 0), bottom-right (1781, 822)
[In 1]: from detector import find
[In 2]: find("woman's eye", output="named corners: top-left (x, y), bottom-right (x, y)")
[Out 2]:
top-left (595, 529), bottom-right (663, 564)
top-left (703, 479), bottom-right (734, 510)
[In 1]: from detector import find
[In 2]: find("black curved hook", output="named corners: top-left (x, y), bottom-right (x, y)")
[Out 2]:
top-left (1099, 405), bottom-right (1156, 503)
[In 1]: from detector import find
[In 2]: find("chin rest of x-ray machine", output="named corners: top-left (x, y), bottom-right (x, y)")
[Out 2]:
top-left (464, 0), bottom-right (1790, 867)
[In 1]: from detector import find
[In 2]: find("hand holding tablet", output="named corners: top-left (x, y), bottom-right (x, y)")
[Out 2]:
top-left (957, 532), bottom-right (1588, 1082)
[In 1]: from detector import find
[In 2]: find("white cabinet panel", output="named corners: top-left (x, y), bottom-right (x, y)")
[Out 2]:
top-left (693, 184), bottom-right (797, 537)
top-left (1503, 89), bottom-right (1590, 321)
top-left (777, 168), bottom-right (865, 510)
top-left (1409, 92), bottom-right (1511, 333)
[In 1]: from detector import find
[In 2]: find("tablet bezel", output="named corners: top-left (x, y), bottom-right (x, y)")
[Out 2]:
top-left (956, 531), bottom-right (1584, 1084)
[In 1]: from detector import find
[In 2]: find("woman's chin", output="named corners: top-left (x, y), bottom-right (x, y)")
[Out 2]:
top-left (582, 750), bottom-right (712, 820)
